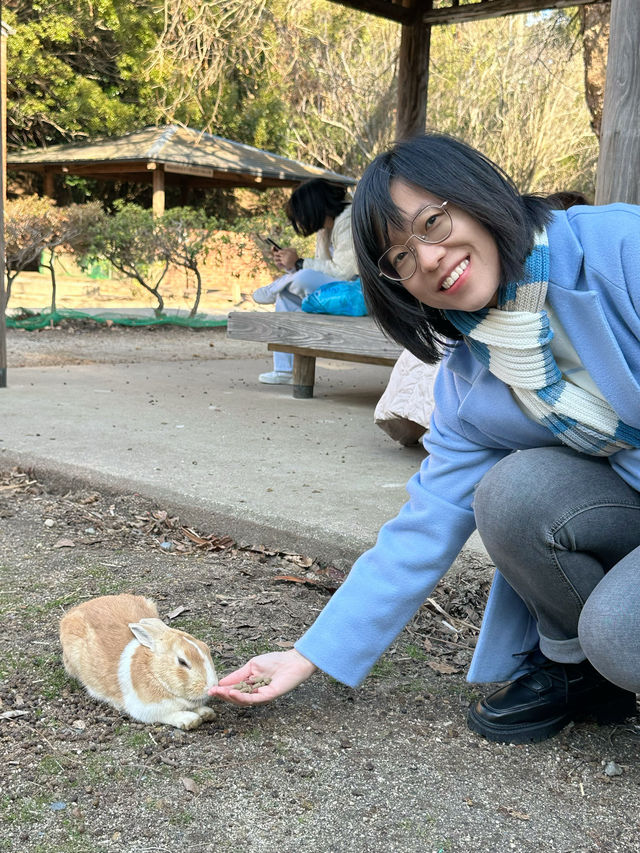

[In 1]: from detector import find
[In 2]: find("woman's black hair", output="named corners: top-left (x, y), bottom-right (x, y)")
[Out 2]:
top-left (286, 178), bottom-right (351, 237)
top-left (352, 133), bottom-right (552, 364)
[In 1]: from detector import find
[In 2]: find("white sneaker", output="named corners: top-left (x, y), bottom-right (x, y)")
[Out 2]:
top-left (252, 284), bottom-right (279, 304)
top-left (252, 274), bottom-right (293, 304)
top-left (259, 371), bottom-right (293, 385)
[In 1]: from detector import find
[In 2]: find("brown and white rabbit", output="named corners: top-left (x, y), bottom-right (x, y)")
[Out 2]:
top-left (60, 594), bottom-right (218, 730)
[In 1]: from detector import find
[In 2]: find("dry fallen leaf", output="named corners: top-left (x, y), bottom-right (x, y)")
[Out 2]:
top-left (273, 574), bottom-right (309, 584)
top-left (0, 709), bottom-right (29, 720)
top-left (180, 777), bottom-right (199, 795)
top-left (53, 538), bottom-right (75, 549)
top-left (272, 569), bottom-right (345, 593)
top-left (181, 527), bottom-right (209, 546)
top-left (427, 660), bottom-right (459, 675)
top-left (181, 527), bottom-right (234, 551)
top-left (284, 554), bottom-right (314, 568)
top-left (498, 806), bottom-right (530, 821)
top-left (166, 605), bottom-right (189, 620)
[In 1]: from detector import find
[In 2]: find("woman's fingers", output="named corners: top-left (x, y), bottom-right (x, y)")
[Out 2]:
top-left (216, 663), bottom-right (254, 686)
top-left (209, 682), bottom-right (280, 706)
top-left (208, 650), bottom-right (317, 705)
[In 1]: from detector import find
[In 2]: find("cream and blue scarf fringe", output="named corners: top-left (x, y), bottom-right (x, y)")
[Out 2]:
top-left (444, 228), bottom-right (640, 456)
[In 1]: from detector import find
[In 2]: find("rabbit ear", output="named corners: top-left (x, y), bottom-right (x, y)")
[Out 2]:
top-left (129, 618), bottom-right (168, 650)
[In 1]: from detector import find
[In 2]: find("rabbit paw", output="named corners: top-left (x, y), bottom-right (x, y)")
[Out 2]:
top-left (162, 710), bottom-right (206, 730)
top-left (194, 706), bottom-right (217, 721)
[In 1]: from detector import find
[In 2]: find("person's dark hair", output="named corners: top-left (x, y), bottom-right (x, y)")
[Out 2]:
top-left (286, 178), bottom-right (351, 237)
top-left (352, 133), bottom-right (552, 363)
top-left (545, 190), bottom-right (591, 210)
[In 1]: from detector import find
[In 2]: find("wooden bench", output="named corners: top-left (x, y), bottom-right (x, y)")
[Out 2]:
top-left (227, 311), bottom-right (403, 398)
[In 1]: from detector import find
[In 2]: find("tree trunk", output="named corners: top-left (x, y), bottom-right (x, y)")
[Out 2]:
top-left (43, 249), bottom-right (58, 315)
top-left (396, 19), bottom-right (431, 140)
top-left (190, 267), bottom-right (202, 318)
top-left (595, 0), bottom-right (640, 205)
top-left (580, 2), bottom-right (611, 139)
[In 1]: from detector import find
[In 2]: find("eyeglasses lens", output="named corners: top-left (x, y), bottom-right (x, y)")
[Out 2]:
top-left (378, 205), bottom-right (452, 281)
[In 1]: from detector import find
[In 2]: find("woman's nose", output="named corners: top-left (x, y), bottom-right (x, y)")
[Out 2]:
top-left (414, 240), bottom-right (446, 273)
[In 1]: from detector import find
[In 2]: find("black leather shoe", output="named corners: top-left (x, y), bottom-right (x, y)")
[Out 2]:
top-left (467, 658), bottom-right (637, 744)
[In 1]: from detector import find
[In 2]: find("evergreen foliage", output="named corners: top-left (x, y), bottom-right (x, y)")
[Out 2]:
top-left (4, 1), bottom-right (599, 199)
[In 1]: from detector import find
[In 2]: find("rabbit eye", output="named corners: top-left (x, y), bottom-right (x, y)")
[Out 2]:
top-left (177, 656), bottom-right (191, 669)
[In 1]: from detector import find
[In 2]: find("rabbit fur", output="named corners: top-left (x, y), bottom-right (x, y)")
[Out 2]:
top-left (60, 594), bottom-right (218, 730)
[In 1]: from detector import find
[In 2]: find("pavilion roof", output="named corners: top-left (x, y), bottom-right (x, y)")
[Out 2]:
top-left (7, 125), bottom-right (356, 190)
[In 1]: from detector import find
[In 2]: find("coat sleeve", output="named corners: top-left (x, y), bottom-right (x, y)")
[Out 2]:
top-left (302, 209), bottom-right (359, 281)
top-left (295, 369), bottom-right (509, 687)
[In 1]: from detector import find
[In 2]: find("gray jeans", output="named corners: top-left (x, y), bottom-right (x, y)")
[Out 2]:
top-left (474, 446), bottom-right (640, 692)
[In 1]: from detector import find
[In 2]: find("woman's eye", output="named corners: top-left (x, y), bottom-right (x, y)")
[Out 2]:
top-left (424, 213), bottom-right (440, 231)
top-left (389, 249), bottom-right (412, 271)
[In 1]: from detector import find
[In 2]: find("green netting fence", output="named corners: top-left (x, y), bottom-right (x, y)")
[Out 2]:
top-left (5, 308), bottom-right (228, 331)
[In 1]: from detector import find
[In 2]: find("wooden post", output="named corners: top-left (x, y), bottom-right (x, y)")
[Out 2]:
top-left (0, 22), bottom-right (10, 388)
top-left (595, 0), bottom-right (640, 204)
top-left (43, 169), bottom-right (55, 198)
top-left (395, 13), bottom-right (431, 141)
top-left (152, 165), bottom-right (165, 217)
top-left (1, 24), bottom-right (8, 203)
top-left (0, 161), bottom-right (5, 387)
top-left (292, 354), bottom-right (316, 399)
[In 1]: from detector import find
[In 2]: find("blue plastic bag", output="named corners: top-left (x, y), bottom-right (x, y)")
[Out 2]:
top-left (301, 279), bottom-right (368, 316)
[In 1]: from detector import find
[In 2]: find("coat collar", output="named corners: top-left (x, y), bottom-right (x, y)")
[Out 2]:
top-left (547, 211), bottom-right (640, 427)
top-left (446, 211), bottom-right (640, 428)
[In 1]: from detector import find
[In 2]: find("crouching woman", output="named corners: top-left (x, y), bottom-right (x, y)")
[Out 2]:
top-left (211, 133), bottom-right (640, 743)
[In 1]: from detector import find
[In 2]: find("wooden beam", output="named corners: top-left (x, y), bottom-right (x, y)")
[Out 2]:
top-left (325, 0), bottom-right (414, 24)
top-left (7, 160), bottom-right (308, 191)
top-left (595, 0), bottom-right (640, 204)
top-left (59, 161), bottom-right (151, 175)
top-left (152, 165), bottom-right (165, 217)
top-left (396, 10), bottom-right (431, 140)
top-left (328, 0), bottom-right (604, 26)
top-left (421, 0), bottom-right (606, 25)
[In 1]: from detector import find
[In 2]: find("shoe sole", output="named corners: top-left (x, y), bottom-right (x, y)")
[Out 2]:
top-left (467, 692), bottom-right (637, 745)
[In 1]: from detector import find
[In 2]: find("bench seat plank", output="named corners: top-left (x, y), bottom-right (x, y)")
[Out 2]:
top-left (227, 311), bottom-right (402, 398)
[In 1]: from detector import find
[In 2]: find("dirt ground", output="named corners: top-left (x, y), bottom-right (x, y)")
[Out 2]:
top-left (2, 323), bottom-right (640, 853)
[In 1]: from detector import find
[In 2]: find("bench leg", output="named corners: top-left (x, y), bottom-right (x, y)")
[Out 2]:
top-left (293, 354), bottom-right (316, 399)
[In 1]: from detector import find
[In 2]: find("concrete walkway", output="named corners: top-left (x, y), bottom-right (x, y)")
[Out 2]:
top-left (1, 320), bottom-right (485, 567)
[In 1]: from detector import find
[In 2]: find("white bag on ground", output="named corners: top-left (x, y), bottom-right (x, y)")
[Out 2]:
top-left (375, 350), bottom-right (439, 446)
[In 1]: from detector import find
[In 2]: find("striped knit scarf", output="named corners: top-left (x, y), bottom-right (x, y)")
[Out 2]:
top-left (444, 228), bottom-right (640, 456)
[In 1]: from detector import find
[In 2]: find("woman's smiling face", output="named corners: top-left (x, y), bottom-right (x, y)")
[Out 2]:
top-left (386, 180), bottom-right (502, 312)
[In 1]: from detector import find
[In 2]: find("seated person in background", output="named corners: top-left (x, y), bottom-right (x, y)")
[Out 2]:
top-left (545, 190), bottom-right (590, 210)
top-left (253, 178), bottom-right (358, 385)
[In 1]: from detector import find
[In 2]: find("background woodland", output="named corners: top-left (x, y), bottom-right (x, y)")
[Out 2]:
top-left (3, 0), bottom-right (611, 217)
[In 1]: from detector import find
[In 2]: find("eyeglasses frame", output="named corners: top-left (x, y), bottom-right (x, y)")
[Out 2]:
top-left (377, 200), bottom-right (452, 282)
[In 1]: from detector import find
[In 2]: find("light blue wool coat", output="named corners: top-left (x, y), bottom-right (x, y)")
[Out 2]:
top-left (295, 203), bottom-right (640, 687)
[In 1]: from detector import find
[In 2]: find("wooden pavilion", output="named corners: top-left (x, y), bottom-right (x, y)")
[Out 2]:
top-left (6, 124), bottom-right (357, 217)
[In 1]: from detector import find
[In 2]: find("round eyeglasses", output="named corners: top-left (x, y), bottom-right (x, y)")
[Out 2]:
top-left (378, 201), bottom-right (453, 282)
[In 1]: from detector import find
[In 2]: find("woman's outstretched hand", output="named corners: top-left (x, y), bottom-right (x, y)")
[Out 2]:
top-left (208, 649), bottom-right (317, 706)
